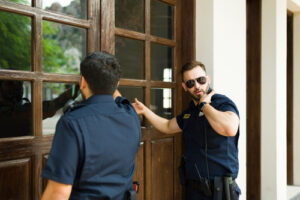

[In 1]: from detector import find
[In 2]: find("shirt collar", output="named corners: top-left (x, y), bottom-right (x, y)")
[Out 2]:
top-left (83, 94), bottom-right (114, 105)
top-left (189, 100), bottom-right (197, 109)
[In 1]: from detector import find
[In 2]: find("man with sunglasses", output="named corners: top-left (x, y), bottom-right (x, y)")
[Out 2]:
top-left (133, 61), bottom-right (240, 200)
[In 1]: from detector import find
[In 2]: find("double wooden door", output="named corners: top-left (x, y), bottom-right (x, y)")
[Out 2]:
top-left (0, 0), bottom-right (194, 199)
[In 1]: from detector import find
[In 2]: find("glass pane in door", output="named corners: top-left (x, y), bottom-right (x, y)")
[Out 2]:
top-left (0, 80), bottom-right (32, 138)
top-left (118, 86), bottom-right (144, 103)
top-left (115, 36), bottom-right (145, 79)
top-left (42, 82), bottom-right (79, 135)
top-left (115, 0), bottom-right (145, 33)
top-left (151, 0), bottom-right (174, 39)
top-left (0, 11), bottom-right (31, 71)
top-left (43, 0), bottom-right (87, 19)
top-left (150, 88), bottom-right (173, 119)
top-left (151, 43), bottom-right (173, 82)
top-left (42, 21), bottom-right (86, 74)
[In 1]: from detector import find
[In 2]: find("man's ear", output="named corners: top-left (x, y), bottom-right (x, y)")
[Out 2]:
top-left (182, 82), bottom-right (187, 92)
top-left (80, 76), bottom-right (87, 90)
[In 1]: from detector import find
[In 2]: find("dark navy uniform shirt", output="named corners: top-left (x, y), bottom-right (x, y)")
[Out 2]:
top-left (42, 95), bottom-right (141, 200)
top-left (176, 94), bottom-right (239, 180)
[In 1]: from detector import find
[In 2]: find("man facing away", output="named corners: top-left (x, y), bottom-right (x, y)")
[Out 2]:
top-left (41, 51), bottom-right (141, 200)
top-left (133, 61), bottom-right (241, 200)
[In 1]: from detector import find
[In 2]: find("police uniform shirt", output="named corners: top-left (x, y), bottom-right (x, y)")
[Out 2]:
top-left (42, 95), bottom-right (141, 200)
top-left (176, 94), bottom-right (239, 180)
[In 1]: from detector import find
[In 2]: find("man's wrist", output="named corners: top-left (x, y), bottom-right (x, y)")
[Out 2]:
top-left (198, 101), bottom-right (208, 112)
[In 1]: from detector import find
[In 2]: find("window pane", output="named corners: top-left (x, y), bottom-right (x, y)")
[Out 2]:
top-left (115, 0), bottom-right (145, 33)
top-left (151, 43), bottom-right (173, 82)
top-left (7, 0), bottom-right (31, 6)
top-left (43, 0), bottom-right (87, 19)
top-left (42, 82), bottom-right (79, 135)
top-left (118, 86), bottom-right (144, 103)
top-left (0, 11), bottom-right (31, 71)
top-left (150, 88), bottom-right (173, 119)
top-left (151, 0), bottom-right (174, 39)
top-left (115, 36), bottom-right (145, 79)
top-left (0, 80), bottom-right (32, 138)
top-left (42, 21), bottom-right (86, 74)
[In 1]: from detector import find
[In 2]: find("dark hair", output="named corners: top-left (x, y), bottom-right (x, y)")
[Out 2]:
top-left (80, 51), bottom-right (121, 95)
top-left (181, 61), bottom-right (206, 81)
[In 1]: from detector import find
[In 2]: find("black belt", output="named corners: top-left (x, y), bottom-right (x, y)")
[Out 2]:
top-left (186, 178), bottom-right (238, 200)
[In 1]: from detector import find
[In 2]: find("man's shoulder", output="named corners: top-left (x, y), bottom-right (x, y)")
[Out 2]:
top-left (212, 93), bottom-right (239, 115)
top-left (62, 103), bottom-right (89, 121)
top-left (212, 93), bottom-right (235, 105)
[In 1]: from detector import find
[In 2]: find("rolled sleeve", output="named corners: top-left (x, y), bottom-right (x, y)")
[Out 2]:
top-left (42, 117), bottom-right (80, 185)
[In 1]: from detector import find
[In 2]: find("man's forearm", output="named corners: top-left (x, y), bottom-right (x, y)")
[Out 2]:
top-left (143, 106), bottom-right (179, 134)
top-left (42, 192), bottom-right (70, 200)
top-left (41, 180), bottom-right (72, 200)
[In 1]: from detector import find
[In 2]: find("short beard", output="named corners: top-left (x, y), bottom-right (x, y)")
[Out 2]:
top-left (186, 85), bottom-right (209, 102)
top-left (187, 90), bottom-right (200, 101)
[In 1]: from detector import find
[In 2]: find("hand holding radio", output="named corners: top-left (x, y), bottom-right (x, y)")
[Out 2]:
top-left (198, 87), bottom-right (214, 112)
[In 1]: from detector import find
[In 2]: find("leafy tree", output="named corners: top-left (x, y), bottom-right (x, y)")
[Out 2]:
top-left (0, 0), bottom-right (83, 74)
top-left (42, 21), bottom-right (69, 73)
top-left (0, 11), bottom-right (31, 70)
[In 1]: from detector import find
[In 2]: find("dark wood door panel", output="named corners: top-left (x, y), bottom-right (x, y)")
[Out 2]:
top-left (133, 142), bottom-right (145, 200)
top-left (0, 158), bottom-right (32, 200)
top-left (151, 137), bottom-right (174, 200)
top-left (0, 137), bottom-right (52, 161)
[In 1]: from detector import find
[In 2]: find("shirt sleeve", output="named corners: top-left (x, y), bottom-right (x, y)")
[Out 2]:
top-left (115, 96), bottom-right (141, 147)
top-left (41, 117), bottom-right (80, 185)
top-left (216, 96), bottom-right (240, 118)
top-left (115, 96), bottom-right (136, 113)
top-left (176, 113), bottom-right (184, 130)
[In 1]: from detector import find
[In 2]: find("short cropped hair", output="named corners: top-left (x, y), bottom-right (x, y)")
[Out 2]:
top-left (80, 51), bottom-right (121, 95)
top-left (181, 61), bottom-right (206, 81)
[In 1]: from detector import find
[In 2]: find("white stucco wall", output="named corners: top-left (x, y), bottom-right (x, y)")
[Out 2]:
top-left (195, 0), bottom-right (246, 199)
top-left (261, 0), bottom-right (287, 199)
top-left (294, 13), bottom-right (300, 186)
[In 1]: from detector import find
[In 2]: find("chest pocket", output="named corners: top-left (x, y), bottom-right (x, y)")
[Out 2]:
top-left (182, 112), bottom-right (227, 150)
top-left (182, 111), bottom-right (207, 149)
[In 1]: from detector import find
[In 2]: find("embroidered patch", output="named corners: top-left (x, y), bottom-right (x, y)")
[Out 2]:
top-left (183, 114), bottom-right (191, 119)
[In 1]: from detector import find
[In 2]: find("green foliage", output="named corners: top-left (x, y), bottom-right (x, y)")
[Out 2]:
top-left (0, 12), bottom-right (31, 70)
top-left (42, 21), bottom-right (69, 73)
top-left (0, 0), bottom-right (84, 74)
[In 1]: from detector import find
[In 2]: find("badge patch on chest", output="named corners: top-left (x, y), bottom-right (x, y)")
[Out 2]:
top-left (183, 114), bottom-right (191, 119)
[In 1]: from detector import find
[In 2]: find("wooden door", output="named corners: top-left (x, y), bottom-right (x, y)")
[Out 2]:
top-left (0, 0), bottom-right (100, 199)
top-left (0, 0), bottom-right (192, 199)
top-left (108, 0), bottom-right (184, 199)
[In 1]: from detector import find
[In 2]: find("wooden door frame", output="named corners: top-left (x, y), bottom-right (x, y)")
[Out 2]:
top-left (246, 0), bottom-right (261, 199)
top-left (287, 10), bottom-right (294, 185)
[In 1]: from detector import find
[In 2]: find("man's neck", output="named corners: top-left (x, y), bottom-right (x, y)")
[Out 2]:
top-left (192, 99), bottom-right (199, 106)
top-left (81, 89), bottom-right (93, 100)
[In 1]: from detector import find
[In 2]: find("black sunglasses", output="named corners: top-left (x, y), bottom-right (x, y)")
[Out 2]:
top-left (185, 76), bottom-right (207, 88)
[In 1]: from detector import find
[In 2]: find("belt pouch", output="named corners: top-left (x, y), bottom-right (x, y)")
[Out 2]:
top-left (213, 176), bottom-right (223, 200)
top-left (126, 190), bottom-right (137, 200)
top-left (223, 176), bottom-right (232, 200)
